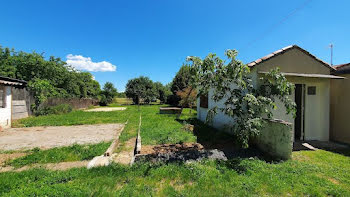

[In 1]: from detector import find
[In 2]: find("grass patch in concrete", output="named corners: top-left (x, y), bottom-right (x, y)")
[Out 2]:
top-left (6, 142), bottom-right (111, 168)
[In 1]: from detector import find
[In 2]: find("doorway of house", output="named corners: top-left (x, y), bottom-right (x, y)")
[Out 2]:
top-left (294, 84), bottom-right (305, 141)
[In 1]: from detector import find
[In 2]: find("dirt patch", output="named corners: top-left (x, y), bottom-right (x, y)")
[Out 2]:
top-left (0, 153), bottom-right (27, 166)
top-left (0, 124), bottom-right (124, 151)
top-left (141, 143), bottom-right (204, 155)
top-left (85, 107), bottom-right (126, 112)
top-left (113, 137), bottom-right (136, 165)
top-left (136, 143), bottom-right (227, 163)
top-left (45, 161), bottom-right (88, 171)
top-left (0, 161), bottom-right (88, 173)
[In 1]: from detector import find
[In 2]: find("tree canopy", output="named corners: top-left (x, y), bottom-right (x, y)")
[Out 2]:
top-left (169, 64), bottom-right (192, 105)
top-left (0, 46), bottom-right (101, 109)
top-left (99, 82), bottom-right (118, 106)
top-left (125, 76), bottom-right (157, 104)
top-left (125, 76), bottom-right (169, 104)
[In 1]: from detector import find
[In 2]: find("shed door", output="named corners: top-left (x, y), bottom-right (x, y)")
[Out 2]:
top-left (294, 84), bottom-right (305, 141)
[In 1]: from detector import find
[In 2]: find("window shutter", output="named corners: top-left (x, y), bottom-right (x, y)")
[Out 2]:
top-left (200, 94), bottom-right (208, 108)
top-left (0, 86), bottom-right (4, 108)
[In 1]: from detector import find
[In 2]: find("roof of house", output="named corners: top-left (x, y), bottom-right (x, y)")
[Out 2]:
top-left (247, 45), bottom-right (335, 71)
top-left (258, 71), bottom-right (344, 79)
top-left (333, 63), bottom-right (350, 74)
top-left (0, 76), bottom-right (27, 87)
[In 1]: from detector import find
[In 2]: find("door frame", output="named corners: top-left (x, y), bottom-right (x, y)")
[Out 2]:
top-left (294, 84), bottom-right (306, 141)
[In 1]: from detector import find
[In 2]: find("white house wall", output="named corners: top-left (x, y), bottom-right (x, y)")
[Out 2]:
top-left (197, 47), bottom-right (331, 141)
top-left (270, 77), bottom-right (330, 141)
top-left (0, 86), bottom-right (12, 129)
top-left (197, 85), bottom-right (238, 132)
top-left (197, 77), bottom-right (330, 141)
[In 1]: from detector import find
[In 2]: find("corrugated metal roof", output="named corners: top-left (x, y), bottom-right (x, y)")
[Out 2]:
top-left (0, 76), bottom-right (27, 87)
top-left (248, 45), bottom-right (334, 71)
top-left (333, 63), bottom-right (350, 74)
top-left (258, 72), bottom-right (345, 79)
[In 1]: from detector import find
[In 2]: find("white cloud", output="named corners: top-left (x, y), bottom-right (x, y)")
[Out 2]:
top-left (66, 54), bottom-right (116, 72)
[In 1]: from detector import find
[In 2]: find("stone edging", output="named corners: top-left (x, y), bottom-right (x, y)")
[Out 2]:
top-left (131, 114), bottom-right (142, 165)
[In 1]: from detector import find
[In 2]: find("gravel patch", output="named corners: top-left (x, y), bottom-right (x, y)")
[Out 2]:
top-left (0, 124), bottom-right (124, 151)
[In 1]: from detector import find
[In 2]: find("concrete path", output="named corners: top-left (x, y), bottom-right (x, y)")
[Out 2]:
top-left (0, 161), bottom-right (89, 173)
top-left (0, 124), bottom-right (124, 151)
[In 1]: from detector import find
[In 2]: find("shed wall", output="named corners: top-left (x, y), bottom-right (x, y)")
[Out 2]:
top-left (330, 74), bottom-right (350, 144)
top-left (0, 86), bottom-right (12, 129)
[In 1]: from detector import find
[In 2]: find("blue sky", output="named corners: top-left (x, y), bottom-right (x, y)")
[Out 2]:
top-left (0, 0), bottom-right (349, 91)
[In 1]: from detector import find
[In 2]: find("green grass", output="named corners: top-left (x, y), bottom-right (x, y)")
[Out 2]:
top-left (6, 142), bottom-right (111, 168)
top-left (12, 105), bottom-right (197, 146)
top-left (5, 104), bottom-right (350, 196)
top-left (1, 150), bottom-right (350, 196)
top-left (113, 97), bottom-right (133, 105)
top-left (140, 106), bottom-right (197, 145)
top-left (12, 106), bottom-right (136, 127)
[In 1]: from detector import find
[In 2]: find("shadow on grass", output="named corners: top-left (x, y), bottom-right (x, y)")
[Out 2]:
top-left (177, 118), bottom-right (268, 160)
top-left (293, 140), bottom-right (350, 157)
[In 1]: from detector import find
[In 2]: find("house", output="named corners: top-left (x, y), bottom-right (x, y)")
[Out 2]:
top-left (330, 63), bottom-right (350, 144)
top-left (197, 45), bottom-right (344, 142)
top-left (0, 76), bottom-right (30, 130)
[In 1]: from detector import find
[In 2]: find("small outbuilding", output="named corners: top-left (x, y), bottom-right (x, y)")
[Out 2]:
top-left (330, 63), bottom-right (350, 144)
top-left (197, 45), bottom-right (344, 142)
top-left (0, 76), bottom-right (30, 130)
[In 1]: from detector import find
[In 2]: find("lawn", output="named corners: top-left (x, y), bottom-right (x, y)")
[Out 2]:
top-left (13, 104), bottom-right (198, 145)
top-left (12, 106), bottom-right (135, 127)
top-left (1, 150), bottom-right (350, 196)
top-left (5, 105), bottom-right (198, 167)
top-left (113, 97), bottom-right (133, 105)
top-left (6, 142), bottom-right (111, 168)
top-left (140, 105), bottom-right (197, 145)
top-left (2, 104), bottom-right (350, 196)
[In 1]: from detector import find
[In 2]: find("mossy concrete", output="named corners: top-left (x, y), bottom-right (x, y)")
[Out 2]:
top-left (256, 120), bottom-right (293, 160)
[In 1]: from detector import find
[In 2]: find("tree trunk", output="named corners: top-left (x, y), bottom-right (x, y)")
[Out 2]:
top-left (177, 87), bottom-right (194, 119)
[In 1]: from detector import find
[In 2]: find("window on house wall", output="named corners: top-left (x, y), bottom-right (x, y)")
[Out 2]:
top-left (307, 86), bottom-right (316, 95)
top-left (0, 85), bottom-right (6, 108)
top-left (200, 93), bottom-right (208, 108)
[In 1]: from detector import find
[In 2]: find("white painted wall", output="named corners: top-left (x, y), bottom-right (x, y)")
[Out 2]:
top-left (197, 76), bottom-right (330, 141)
top-left (0, 86), bottom-right (12, 129)
top-left (270, 77), bottom-right (330, 141)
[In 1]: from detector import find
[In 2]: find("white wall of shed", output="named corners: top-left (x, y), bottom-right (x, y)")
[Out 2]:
top-left (0, 86), bottom-right (12, 129)
top-left (197, 76), bottom-right (330, 141)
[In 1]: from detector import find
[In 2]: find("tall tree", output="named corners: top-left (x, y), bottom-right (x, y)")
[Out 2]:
top-left (125, 76), bottom-right (157, 104)
top-left (154, 82), bottom-right (171, 104)
top-left (176, 86), bottom-right (197, 114)
top-left (99, 82), bottom-right (117, 106)
top-left (170, 64), bottom-right (192, 105)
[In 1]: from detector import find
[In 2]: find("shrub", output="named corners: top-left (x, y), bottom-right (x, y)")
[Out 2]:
top-left (35, 104), bottom-right (73, 116)
top-left (99, 94), bottom-right (108, 106)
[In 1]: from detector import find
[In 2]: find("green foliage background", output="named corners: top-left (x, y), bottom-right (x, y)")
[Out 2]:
top-left (125, 76), bottom-right (170, 104)
top-left (0, 46), bottom-right (101, 108)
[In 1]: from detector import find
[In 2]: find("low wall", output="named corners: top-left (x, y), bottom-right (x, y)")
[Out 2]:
top-left (255, 119), bottom-right (293, 160)
top-left (12, 87), bottom-right (33, 120)
top-left (0, 86), bottom-right (12, 130)
top-left (43, 98), bottom-right (98, 109)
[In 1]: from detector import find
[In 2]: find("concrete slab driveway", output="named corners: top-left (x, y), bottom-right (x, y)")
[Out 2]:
top-left (0, 124), bottom-right (124, 151)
